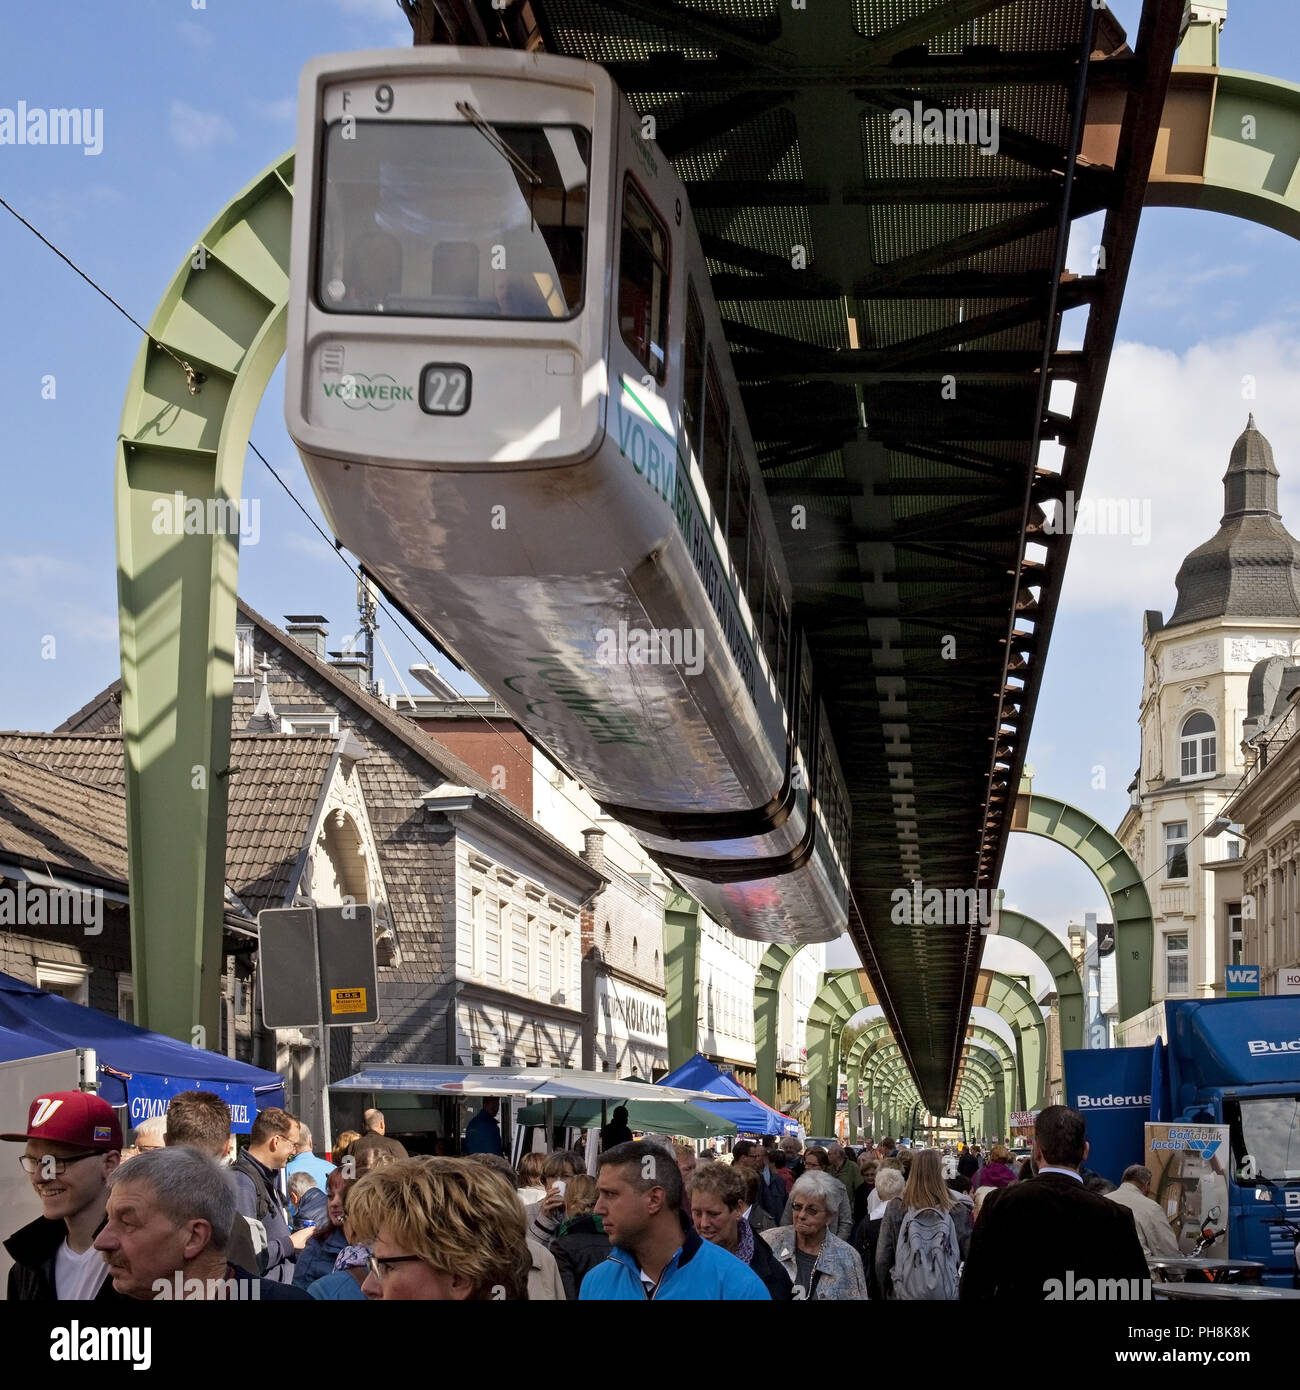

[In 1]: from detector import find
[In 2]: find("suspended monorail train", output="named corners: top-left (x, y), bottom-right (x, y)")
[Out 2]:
top-left (285, 47), bottom-right (850, 943)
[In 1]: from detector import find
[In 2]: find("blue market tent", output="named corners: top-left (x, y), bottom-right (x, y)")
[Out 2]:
top-left (0, 972), bottom-right (284, 1131)
top-left (657, 1054), bottom-right (799, 1137)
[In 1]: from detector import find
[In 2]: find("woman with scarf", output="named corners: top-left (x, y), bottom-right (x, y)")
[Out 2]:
top-left (686, 1162), bottom-right (792, 1300)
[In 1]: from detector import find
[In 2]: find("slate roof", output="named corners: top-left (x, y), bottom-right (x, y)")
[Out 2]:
top-left (1168, 418), bottom-right (1300, 629)
top-left (43, 599), bottom-right (599, 888)
top-left (0, 754), bottom-right (129, 888)
top-left (0, 733), bottom-right (338, 914)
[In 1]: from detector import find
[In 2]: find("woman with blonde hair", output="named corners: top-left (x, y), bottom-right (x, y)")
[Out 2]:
top-left (350, 1156), bottom-right (531, 1300)
top-left (516, 1150), bottom-right (546, 1206)
top-left (875, 1147), bottom-right (971, 1300)
top-left (550, 1173), bottom-right (609, 1299)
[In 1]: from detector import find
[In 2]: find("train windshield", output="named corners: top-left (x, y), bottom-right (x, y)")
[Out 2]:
top-left (316, 119), bottom-right (590, 319)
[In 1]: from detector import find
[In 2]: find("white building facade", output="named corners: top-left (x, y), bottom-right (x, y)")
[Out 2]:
top-left (1116, 419), bottom-right (1300, 1038)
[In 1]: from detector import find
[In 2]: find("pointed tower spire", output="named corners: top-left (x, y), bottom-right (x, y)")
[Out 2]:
top-left (1222, 414), bottom-right (1279, 520)
top-left (1167, 417), bottom-right (1300, 628)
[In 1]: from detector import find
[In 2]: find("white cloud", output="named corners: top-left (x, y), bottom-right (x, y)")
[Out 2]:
top-left (176, 18), bottom-right (214, 49)
top-left (328, 0), bottom-right (413, 44)
top-left (251, 97), bottom-right (296, 125)
top-left (331, 0), bottom-right (405, 16)
top-left (282, 531), bottom-right (338, 563)
top-left (1055, 323), bottom-right (1300, 613)
top-left (169, 101), bottom-right (237, 152)
top-left (0, 555), bottom-right (118, 647)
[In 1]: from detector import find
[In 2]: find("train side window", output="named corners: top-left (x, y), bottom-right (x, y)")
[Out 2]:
top-left (701, 355), bottom-right (729, 520)
top-left (777, 593), bottom-right (790, 697)
top-left (763, 559), bottom-right (781, 679)
top-left (746, 502), bottom-right (765, 623)
top-left (727, 447), bottom-right (750, 591)
top-left (683, 288), bottom-right (705, 464)
top-left (618, 178), bottom-right (669, 382)
top-left (798, 668), bottom-right (813, 766)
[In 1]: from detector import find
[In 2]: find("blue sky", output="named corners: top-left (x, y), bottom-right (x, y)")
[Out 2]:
top-left (3, 1), bottom-right (1300, 981)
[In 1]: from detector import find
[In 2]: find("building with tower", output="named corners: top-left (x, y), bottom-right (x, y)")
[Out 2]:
top-left (1117, 417), bottom-right (1300, 1040)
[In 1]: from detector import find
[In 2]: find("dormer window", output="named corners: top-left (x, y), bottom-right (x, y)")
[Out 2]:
top-left (1180, 712), bottom-right (1216, 778)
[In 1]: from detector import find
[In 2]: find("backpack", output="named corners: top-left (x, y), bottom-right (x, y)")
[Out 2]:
top-left (891, 1206), bottom-right (959, 1301)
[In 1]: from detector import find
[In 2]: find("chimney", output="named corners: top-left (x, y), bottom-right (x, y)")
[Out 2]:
top-left (581, 827), bottom-right (607, 875)
top-left (283, 615), bottom-right (329, 659)
top-left (328, 652), bottom-right (369, 686)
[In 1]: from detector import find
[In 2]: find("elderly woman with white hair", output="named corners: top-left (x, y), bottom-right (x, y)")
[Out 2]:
top-left (850, 1163), bottom-right (904, 1300)
top-left (761, 1170), bottom-right (868, 1300)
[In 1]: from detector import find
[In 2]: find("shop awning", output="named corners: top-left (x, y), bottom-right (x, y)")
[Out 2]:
top-left (330, 1063), bottom-right (744, 1107)
top-left (658, 1054), bottom-right (799, 1137)
top-left (0, 972), bottom-right (284, 1129)
top-left (516, 1097), bottom-right (736, 1139)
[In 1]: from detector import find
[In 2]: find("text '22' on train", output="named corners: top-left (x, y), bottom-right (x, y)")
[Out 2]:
top-left (285, 47), bottom-right (850, 944)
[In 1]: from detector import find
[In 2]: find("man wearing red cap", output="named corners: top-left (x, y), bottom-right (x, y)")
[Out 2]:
top-left (2, 1091), bottom-right (126, 1301)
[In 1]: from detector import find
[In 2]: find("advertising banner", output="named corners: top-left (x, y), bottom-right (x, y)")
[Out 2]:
top-left (1063, 1045), bottom-right (1153, 1185)
top-left (1145, 1122), bottom-right (1231, 1257)
top-left (126, 1074), bottom-right (259, 1134)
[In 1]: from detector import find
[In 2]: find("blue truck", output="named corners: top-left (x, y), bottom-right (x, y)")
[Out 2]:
top-left (1151, 996), bottom-right (1300, 1287)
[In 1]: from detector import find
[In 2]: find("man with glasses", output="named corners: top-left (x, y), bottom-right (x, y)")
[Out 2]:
top-left (1, 1090), bottom-right (127, 1301)
top-left (231, 1108), bottom-right (312, 1284)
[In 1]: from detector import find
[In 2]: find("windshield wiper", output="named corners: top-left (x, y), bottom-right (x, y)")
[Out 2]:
top-left (455, 101), bottom-right (541, 187)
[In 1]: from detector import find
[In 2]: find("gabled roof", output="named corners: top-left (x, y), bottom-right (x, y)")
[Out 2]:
top-left (0, 733), bottom-right (338, 915)
top-left (48, 598), bottom-right (600, 890)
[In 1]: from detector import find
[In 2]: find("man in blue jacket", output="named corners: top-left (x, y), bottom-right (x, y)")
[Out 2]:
top-left (580, 1141), bottom-right (770, 1300)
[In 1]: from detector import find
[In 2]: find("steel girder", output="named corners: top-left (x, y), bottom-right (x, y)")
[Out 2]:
top-left (992, 904), bottom-right (1085, 1054)
top-left (1010, 787), bottom-right (1152, 1025)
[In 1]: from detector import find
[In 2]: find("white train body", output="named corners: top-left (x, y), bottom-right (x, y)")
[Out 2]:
top-left (285, 47), bottom-right (849, 943)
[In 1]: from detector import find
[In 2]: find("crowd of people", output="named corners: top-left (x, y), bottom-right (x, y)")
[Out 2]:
top-left (3, 1088), bottom-right (1162, 1301)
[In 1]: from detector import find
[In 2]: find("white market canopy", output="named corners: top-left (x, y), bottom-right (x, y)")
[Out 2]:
top-left (329, 1064), bottom-right (744, 1106)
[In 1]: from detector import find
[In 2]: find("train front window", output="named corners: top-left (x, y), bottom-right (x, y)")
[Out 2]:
top-left (316, 120), bottom-right (590, 318)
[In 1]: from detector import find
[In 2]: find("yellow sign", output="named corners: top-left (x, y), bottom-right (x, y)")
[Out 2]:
top-left (330, 987), bottom-right (367, 1015)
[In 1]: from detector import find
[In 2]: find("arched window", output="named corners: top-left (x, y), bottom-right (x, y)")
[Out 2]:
top-left (632, 937), bottom-right (639, 967)
top-left (1180, 712), bottom-right (1217, 778)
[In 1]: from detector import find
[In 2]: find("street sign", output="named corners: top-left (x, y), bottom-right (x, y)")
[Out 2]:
top-left (1226, 965), bottom-right (1260, 996)
top-left (259, 905), bottom-right (379, 1027)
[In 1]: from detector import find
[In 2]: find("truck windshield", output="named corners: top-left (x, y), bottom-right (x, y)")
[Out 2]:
top-left (1227, 1096), bottom-right (1300, 1181)
top-left (316, 120), bottom-right (590, 319)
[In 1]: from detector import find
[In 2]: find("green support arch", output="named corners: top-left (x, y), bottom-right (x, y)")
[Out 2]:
top-left (754, 943), bottom-right (801, 1105)
top-left (1012, 785), bottom-right (1153, 1026)
top-left (115, 152), bottom-right (294, 1040)
top-left (806, 969), bottom-right (875, 1136)
top-left (979, 971), bottom-right (1045, 1112)
top-left (993, 906), bottom-right (1085, 1055)
top-left (663, 887), bottom-right (701, 1069)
